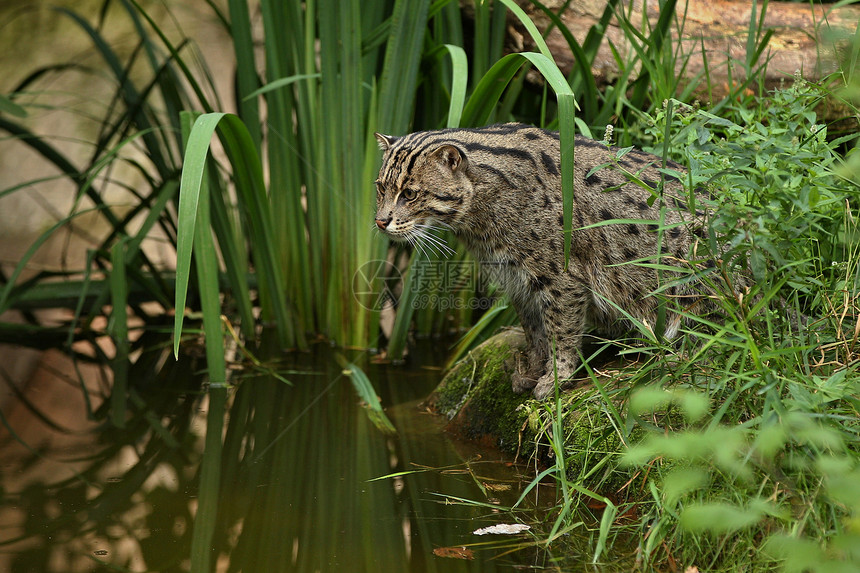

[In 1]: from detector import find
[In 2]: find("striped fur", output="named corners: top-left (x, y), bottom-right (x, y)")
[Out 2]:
top-left (374, 123), bottom-right (711, 399)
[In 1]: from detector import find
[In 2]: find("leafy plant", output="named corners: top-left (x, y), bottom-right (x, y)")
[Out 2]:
top-left (522, 75), bottom-right (860, 571)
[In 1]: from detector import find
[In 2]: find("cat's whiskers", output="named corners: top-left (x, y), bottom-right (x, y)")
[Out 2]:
top-left (413, 224), bottom-right (456, 257)
top-left (421, 220), bottom-right (455, 232)
top-left (411, 230), bottom-right (447, 258)
top-left (405, 231), bottom-right (432, 260)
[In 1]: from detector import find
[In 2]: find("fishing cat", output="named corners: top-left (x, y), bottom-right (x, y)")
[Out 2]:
top-left (373, 123), bottom-right (710, 399)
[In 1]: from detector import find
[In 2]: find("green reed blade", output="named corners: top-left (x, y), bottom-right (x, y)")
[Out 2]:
top-left (207, 170), bottom-right (255, 341)
top-left (0, 93), bottom-right (26, 117)
top-left (175, 112), bottom-right (222, 357)
top-left (498, 0), bottom-right (553, 59)
top-left (193, 172), bottom-right (227, 388)
top-left (528, 0), bottom-right (600, 120)
top-left (216, 115), bottom-right (297, 346)
top-left (109, 238), bottom-right (130, 429)
top-left (243, 73), bottom-right (322, 100)
top-left (319, 0), bottom-right (356, 341)
top-left (442, 44), bottom-right (468, 127)
top-left (471, 0), bottom-right (507, 89)
top-left (261, 0), bottom-right (313, 346)
top-left (337, 355), bottom-right (396, 435)
top-left (461, 54), bottom-right (528, 126)
top-left (176, 110), bottom-right (297, 353)
top-left (227, 0), bottom-right (261, 148)
top-left (190, 384), bottom-right (227, 571)
top-left (187, 122), bottom-right (228, 573)
top-left (377, 0), bottom-right (431, 134)
top-left (593, 499), bottom-right (618, 562)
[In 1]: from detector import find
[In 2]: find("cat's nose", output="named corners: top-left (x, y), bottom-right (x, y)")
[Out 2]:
top-left (375, 217), bottom-right (391, 230)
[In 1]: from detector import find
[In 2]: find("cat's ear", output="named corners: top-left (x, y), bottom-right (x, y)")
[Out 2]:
top-left (433, 145), bottom-right (465, 173)
top-left (375, 132), bottom-right (397, 150)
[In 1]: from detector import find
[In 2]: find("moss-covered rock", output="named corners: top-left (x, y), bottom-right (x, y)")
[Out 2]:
top-left (425, 328), bottom-right (531, 453)
top-left (426, 328), bottom-right (640, 492)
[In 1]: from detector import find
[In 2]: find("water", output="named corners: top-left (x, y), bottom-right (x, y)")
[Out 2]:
top-left (0, 339), bottom-right (554, 572)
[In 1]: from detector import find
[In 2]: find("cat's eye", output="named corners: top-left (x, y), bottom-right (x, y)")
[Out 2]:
top-left (401, 188), bottom-right (417, 200)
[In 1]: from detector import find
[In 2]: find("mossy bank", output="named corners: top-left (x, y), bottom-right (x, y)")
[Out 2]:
top-left (425, 328), bottom-right (642, 492)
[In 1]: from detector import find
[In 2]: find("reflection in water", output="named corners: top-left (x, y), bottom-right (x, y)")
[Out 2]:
top-left (0, 340), bottom-right (547, 572)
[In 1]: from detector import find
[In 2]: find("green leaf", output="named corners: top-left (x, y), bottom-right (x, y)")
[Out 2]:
top-left (175, 111), bottom-right (296, 356)
top-left (442, 44), bottom-right (468, 127)
top-left (338, 355), bottom-right (396, 435)
top-left (0, 93), bottom-right (26, 118)
top-left (762, 535), bottom-right (827, 573)
top-left (680, 501), bottom-right (768, 534)
top-left (175, 112), bottom-right (225, 358)
top-left (377, 0), bottom-right (432, 133)
top-left (662, 468), bottom-right (709, 508)
top-left (592, 499), bottom-right (618, 563)
top-left (109, 238), bottom-right (130, 429)
top-left (629, 386), bottom-right (710, 422)
top-left (243, 73), bottom-right (322, 101)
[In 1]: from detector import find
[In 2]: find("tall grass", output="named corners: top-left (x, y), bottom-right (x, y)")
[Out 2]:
top-left (1, 0), bottom-right (730, 358)
top-left (512, 38), bottom-right (860, 570)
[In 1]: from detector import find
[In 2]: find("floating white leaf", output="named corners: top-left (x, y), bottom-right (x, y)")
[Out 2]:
top-left (472, 523), bottom-right (531, 536)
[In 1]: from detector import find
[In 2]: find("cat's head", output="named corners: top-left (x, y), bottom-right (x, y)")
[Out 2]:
top-left (373, 131), bottom-right (473, 245)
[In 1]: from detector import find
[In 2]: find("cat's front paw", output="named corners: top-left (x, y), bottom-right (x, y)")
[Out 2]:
top-left (533, 367), bottom-right (576, 399)
top-left (511, 370), bottom-right (537, 393)
top-left (533, 355), bottom-right (581, 399)
top-left (511, 351), bottom-right (542, 394)
top-left (532, 373), bottom-right (558, 400)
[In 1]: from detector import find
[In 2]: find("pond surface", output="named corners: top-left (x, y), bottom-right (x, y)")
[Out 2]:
top-left (0, 338), bottom-right (564, 572)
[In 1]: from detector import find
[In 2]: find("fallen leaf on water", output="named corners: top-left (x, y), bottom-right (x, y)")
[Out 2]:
top-left (433, 546), bottom-right (474, 560)
top-left (473, 523), bottom-right (531, 535)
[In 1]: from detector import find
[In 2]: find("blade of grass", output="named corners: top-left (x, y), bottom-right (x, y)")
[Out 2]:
top-left (227, 0), bottom-right (261, 148)
top-left (483, 0), bottom-right (578, 266)
top-left (528, 0), bottom-right (600, 120)
top-left (260, 0), bottom-right (315, 347)
top-left (592, 498), bottom-right (619, 563)
top-left (0, 93), bottom-right (27, 117)
top-left (174, 112), bottom-right (220, 357)
top-left (186, 118), bottom-right (228, 573)
top-left (337, 354), bottom-right (396, 435)
top-left (175, 111), bottom-right (298, 355)
top-left (377, 0), bottom-right (432, 134)
top-left (109, 238), bottom-right (129, 429)
top-left (0, 206), bottom-right (105, 314)
top-left (442, 44), bottom-right (468, 127)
